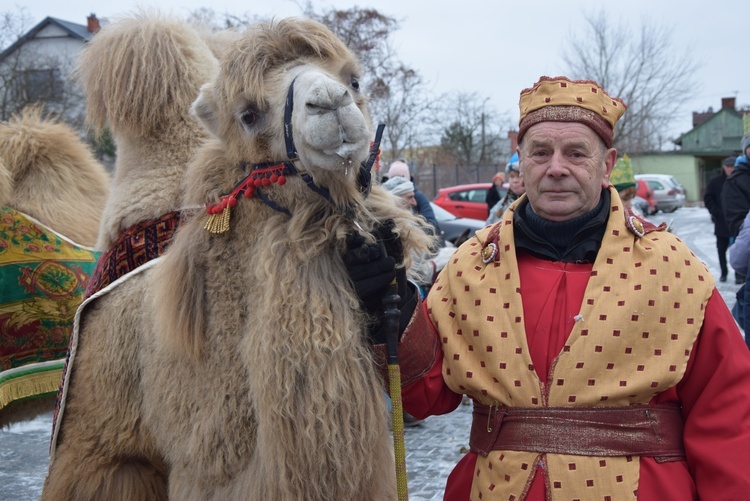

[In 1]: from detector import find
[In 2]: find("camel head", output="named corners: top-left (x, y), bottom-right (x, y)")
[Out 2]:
top-left (191, 18), bottom-right (377, 213)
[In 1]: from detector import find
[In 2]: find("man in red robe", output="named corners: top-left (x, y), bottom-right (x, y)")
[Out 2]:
top-left (347, 76), bottom-right (750, 500)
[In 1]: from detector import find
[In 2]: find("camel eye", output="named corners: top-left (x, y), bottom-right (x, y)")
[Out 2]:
top-left (240, 109), bottom-right (257, 128)
top-left (350, 77), bottom-right (360, 91)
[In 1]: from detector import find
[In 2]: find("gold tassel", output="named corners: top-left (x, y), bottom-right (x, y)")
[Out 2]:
top-left (202, 206), bottom-right (231, 234)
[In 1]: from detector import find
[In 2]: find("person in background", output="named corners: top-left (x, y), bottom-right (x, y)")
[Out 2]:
top-left (486, 152), bottom-right (524, 225)
top-left (485, 171), bottom-right (505, 213)
top-left (722, 135), bottom-right (750, 282)
top-left (730, 209), bottom-right (750, 343)
top-left (346, 75), bottom-right (750, 500)
top-left (705, 156), bottom-right (736, 282)
top-left (608, 153), bottom-right (640, 214)
top-left (384, 160), bottom-right (440, 235)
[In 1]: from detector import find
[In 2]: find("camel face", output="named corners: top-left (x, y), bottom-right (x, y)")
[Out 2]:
top-left (289, 65), bottom-right (371, 171)
top-left (191, 18), bottom-right (372, 193)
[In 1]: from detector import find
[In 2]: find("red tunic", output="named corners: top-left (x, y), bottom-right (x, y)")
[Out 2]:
top-left (402, 253), bottom-right (750, 500)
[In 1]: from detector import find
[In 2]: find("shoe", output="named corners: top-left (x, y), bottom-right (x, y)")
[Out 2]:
top-left (720, 275), bottom-right (727, 283)
top-left (403, 412), bottom-right (423, 427)
top-left (737, 276), bottom-right (745, 285)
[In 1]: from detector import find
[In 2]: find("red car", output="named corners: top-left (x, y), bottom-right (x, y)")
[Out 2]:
top-left (433, 183), bottom-right (495, 220)
top-left (635, 179), bottom-right (658, 215)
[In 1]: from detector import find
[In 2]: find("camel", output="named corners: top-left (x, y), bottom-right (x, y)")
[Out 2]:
top-left (43, 14), bottom-right (435, 501)
top-left (0, 107), bottom-right (109, 248)
top-left (0, 108), bottom-right (109, 427)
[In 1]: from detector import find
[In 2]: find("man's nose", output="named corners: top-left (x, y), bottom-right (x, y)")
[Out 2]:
top-left (547, 150), bottom-right (567, 176)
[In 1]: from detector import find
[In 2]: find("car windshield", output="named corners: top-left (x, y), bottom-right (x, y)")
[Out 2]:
top-left (430, 202), bottom-right (458, 222)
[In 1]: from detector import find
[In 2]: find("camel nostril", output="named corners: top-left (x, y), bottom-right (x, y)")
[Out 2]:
top-left (305, 85), bottom-right (353, 114)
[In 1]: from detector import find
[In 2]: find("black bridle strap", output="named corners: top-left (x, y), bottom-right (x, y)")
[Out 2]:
top-left (226, 79), bottom-right (382, 215)
top-left (284, 78), bottom-right (297, 160)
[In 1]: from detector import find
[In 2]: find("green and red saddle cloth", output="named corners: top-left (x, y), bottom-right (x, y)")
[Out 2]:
top-left (0, 207), bottom-right (99, 414)
top-left (1, 206), bottom-right (189, 425)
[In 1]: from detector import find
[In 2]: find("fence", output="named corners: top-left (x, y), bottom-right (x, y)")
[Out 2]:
top-left (399, 163), bottom-right (503, 199)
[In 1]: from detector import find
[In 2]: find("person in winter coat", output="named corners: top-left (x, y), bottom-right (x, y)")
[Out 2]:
top-left (722, 134), bottom-right (750, 237)
top-left (705, 156), bottom-right (736, 282)
top-left (486, 153), bottom-right (524, 225)
top-left (383, 160), bottom-right (440, 236)
top-left (730, 209), bottom-right (750, 347)
top-left (486, 172), bottom-right (505, 213)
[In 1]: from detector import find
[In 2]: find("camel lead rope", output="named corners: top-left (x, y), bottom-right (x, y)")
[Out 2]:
top-left (383, 282), bottom-right (409, 501)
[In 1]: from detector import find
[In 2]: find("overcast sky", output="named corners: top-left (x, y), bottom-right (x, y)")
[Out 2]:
top-left (14, 0), bottom-right (749, 148)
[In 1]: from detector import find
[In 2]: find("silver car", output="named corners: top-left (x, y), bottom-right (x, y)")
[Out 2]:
top-left (634, 174), bottom-right (686, 213)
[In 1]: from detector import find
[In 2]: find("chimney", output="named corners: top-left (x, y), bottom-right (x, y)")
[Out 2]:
top-left (87, 14), bottom-right (100, 34)
top-left (721, 97), bottom-right (736, 111)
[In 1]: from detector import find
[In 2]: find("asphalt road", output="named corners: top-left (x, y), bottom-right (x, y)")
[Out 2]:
top-left (0, 206), bottom-right (743, 501)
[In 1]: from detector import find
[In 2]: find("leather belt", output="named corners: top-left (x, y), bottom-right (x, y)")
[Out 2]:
top-left (470, 402), bottom-right (685, 463)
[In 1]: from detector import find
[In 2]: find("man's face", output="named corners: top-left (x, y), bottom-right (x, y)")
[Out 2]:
top-left (400, 191), bottom-right (417, 208)
top-left (518, 122), bottom-right (616, 222)
top-left (724, 164), bottom-right (735, 177)
top-left (508, 171), bottom-right (524, 195)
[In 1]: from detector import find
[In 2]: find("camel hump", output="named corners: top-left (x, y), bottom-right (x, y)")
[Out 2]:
top-left (74, 11), bottom-right (219, 137)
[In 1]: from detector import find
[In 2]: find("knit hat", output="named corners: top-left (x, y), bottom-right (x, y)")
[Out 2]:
top-left (506, 152), bottom-right (520, 175)
top-left (518, 76), bottom-right (627, 148)
top-left (610, 154), bottom-right (635, 191)
top-left (382, 176), bottom-right (414, 197)
top-left (387, 161), bottom-right (410, 179)
top-left (741, 134), bottom-right (750, 155)
top-left (724, 156), bottom-right (738, 166)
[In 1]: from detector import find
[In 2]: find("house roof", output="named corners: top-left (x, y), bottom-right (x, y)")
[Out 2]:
top-left (0, 17), bottom-right (93, 62)
top-left (674, 106), bottom-right (742, 148)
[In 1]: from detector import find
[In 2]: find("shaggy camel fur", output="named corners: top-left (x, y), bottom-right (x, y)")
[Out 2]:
top-left (43, 15), bottom-right (435, 501)
top-left (0, 108), bottom-right (109, 427)
top-left (74, 13), bottom-right (217, 251)
top-left (0, 107), bottom-right (110, 248)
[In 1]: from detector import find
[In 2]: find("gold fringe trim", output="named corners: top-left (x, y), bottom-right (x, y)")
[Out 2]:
top-left (202, 206), bottom-right (231, 234)
top-left (0, 368), bottom-right (63, 409)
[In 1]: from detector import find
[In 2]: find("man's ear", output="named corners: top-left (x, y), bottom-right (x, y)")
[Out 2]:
top-left (602, 148), bottom-right (617, 188)
top-left (191, 84), bottom-right (222, 138)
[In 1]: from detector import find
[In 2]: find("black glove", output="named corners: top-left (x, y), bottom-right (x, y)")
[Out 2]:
top-left (344, 220), bottom-right (417, 344)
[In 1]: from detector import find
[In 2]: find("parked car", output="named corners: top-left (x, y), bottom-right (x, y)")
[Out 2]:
top-left (634, 179), bottom-right (658, 215)
top-left (433, 183), bottom-right (500, 220)
top-left (634, 174), bottom-right (685, 213)
top-left (630, 196), bottom-right (650, 216)
top-left (430, 202), bottom-right (486, 245)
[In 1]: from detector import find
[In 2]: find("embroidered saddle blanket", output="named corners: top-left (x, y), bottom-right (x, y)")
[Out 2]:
top-left (50, 209), bottom-right (193, 456)
top-left (0, 207), bottom-right (99, 416)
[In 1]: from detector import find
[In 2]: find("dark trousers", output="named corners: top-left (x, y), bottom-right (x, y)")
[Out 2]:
top-left (717, 235), bottom-right (730, 277)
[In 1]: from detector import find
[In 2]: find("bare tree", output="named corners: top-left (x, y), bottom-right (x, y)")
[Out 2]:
top-left (439, 93), bottom-right (510, 168)
top-left (0, 8), bottom-right (86, 126)
top-left (561, 9), bottom-right (700, 152)
top-left (300, 3), bottom-right (435, 162)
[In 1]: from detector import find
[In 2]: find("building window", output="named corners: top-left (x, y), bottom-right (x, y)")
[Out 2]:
top-left (21, 68), bottom-right (64, 102)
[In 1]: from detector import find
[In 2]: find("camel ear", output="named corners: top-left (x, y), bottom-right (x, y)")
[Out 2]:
top-left (191, 85), bottom-right (222, 138)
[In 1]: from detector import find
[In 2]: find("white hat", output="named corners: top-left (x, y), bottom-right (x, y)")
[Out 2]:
top-left (382, 176), bottom-right (414, 197)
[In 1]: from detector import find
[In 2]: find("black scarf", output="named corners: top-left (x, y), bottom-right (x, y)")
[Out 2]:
top-left (513, 190), bottom-right (610, 263)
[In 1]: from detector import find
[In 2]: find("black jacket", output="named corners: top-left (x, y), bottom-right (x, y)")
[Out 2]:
top-left (486, 185), bottom-right (503, 212)
top-left (704, 171), bottom-right (730, 237)
top-left (722, 157), bottom-right (750, 236)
